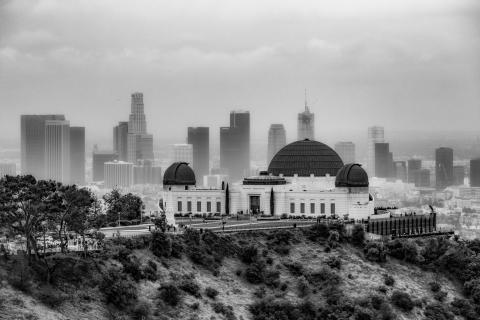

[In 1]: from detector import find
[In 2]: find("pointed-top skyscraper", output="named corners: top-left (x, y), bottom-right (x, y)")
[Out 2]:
top-left (297, 90), bottom-right (314, 140)
top-left (127, 92), bottom-right (154, 163)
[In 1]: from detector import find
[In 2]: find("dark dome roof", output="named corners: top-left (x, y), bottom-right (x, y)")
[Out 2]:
top-left (267, 139), bottom-right (344, 177)
top-left (163, 162), bottom-right (196, 185)
top-left (335, 163), bottom-right (369, 188)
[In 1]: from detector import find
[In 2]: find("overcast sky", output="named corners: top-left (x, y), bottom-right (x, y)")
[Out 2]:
top-left (0, 0), bottom-right (479, 149)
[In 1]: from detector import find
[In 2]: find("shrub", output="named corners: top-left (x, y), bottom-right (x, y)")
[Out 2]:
top-left (306, 267), bottom-right (341, 287)
top-left (249, 299), bottom-right (316, 320)
top-left (253, 286), bottom-right (266, 299)
top-left (325, 256), bottom-right (341, 269)
top-left (433, 290), bottom-right (447, 302)
top-left (450, 298), bottom-right (478, 320)
top-left (284, 261), bottom-right (304, 276)
top-left (205, 287), bottom-right (219, 299)
top-left (133, 300), bottom-right (151, 320)
top-left (429, 281), bottom-right (441, 292)
top-left (464, 278), bottom-right (480, 304)
top-left (143, 260), bottom-right (158, 281)
top-left (150, 231), bottom-right (172, 258)
top-left (351, 224), bottom-right (365, 246)
top-left (122, 256), bottom-right (143, 282)
top-left (424, 302), bottom-right (454, 320)
top-left (36, 286), bottom-right (66, 308)
top-left (264, 269), bottom-right (280, 288)
top-left (384, 275), bottom-right (395, 287)
top-left (307, 223), bottom-right (330, 241)
top-left (212, 302), bottom-right (236, 320)
top-left (391, 290), bottom-right (414, 312)
top-left (179, 277), bottom-right (201, 298)
top-left (273, 244), bottom-right (290, 255)
top-left (245, 260), bottom-right (266, 284)
top-left (100, 268), bottom-right (137, 309)
top-left (159, 283), bottom-right (181, 307)
top-left (364, 242), bottom-right (387, 263)
top-left (239, 245), bottom-right (258, 264)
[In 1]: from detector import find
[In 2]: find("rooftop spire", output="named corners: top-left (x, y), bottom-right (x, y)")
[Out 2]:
top-left (304, 88), bottom-right (309, 112)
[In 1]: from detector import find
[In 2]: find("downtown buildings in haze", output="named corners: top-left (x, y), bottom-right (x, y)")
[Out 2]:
top-left (334, 141), bottom-right (355, 164)
top-left (267, 124), bottom-right (286, 164)
top-left (187, 127), bottom-right (210, 180)
top-left (435, 147), bottom-right (454, 189)
top-left (297, 100), bottom-right (314, 140)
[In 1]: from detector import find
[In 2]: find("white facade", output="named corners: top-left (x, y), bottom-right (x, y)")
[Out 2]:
top-left (45, 120), bottom-right (70, 184)
top-left (169, 144), bottom-right (193, 165)
top-left (0, 162), bottom-right (16, 177)
top-left (104, 161), bottom-right (134, 188)
top-left (367, 126), bottom-right (384, 177)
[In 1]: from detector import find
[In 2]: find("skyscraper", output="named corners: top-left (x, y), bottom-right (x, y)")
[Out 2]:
top-left (407, 159), bottom-right (422, 183)
top-left (21, 114), bottom-right (65, 179)
top-left (453, 165), bottom-right (465, 185)
top-left (414, 169), bottom-right (431, 187)
top-left (104, 161), bottom-right (134, 188)
top-left (70, 126), bottom-right (85, 185)
top-left (297, 97), bottom-right (314, 140)
top-left (394, 161), bottom-right (407, 182)
top-left (374, 142), bottom-right (391, 178)
top-left (127, 93), bottom-right (154, 163)
top-left (44, 120), bottom-right (70, 184)
top-left (367, 126), bottom-right (384, 177)
top-left (435, 147), bottom-right (453, 189)
top-left (470, 158), bottom-right (480, 187)
top-left (334, 141), bottom-right (355, 164)
top-left (169, 144), bottom-right (193, 164)
top-left (113, 121), bottom-right (128, 161)
top-left (92, 149), bottom-right (118, 182)
top-left (267, 124), bottom-right (286, 163)
top-left (220, 111), bottom-right (250, 182)
top-left (187, 127), bottom-right (209, 180)
top-left (133, 159), bottom-right (162, 185)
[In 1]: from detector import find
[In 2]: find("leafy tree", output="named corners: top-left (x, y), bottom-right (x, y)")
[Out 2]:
top-left (153, 212), bottom-right (168, 232)
top-left (103, 189), bottom-right (144, 223)
top-left (351, 224), bottom-right (365, 247)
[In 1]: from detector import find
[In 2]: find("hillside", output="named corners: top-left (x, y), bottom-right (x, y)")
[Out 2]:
top-left (0, 225), bottom-right (477, 320)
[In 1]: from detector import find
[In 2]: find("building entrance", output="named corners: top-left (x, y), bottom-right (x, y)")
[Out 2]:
top-left (249, 195), bottom-right (260, 214)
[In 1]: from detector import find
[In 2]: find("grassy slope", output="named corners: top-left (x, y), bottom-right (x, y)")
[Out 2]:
top-left (0, 231), bottom-right (465, 320)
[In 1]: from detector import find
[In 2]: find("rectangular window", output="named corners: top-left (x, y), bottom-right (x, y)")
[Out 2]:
top-left (310, 203), bottom-right (315, 214)
top-left (331, 203), bottom-right (335, 214)
top-left (207, 201), bottom-right (212, 212)
top-left (290, 203), bottom-right (295, 214)
top-left (187, 201), bottom-right (192, 212)
top-left (216, 201), bottom-right (221, 213)
top-left (320, 203), bottom-right (325, 214)
top-left (197, 201), bottom-right (201, 212)
top-left (300, 203), bottom-right (305, 214)
top-left (177, 201), bottom-right (182, 212)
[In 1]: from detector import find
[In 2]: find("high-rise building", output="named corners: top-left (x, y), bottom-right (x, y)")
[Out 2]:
top-left (70, 126), bottom-right (85, 185)
top-left (169, 144), bottom-right (193, 164)
top-left (453, 165), bottom-right (465, 186)
top-left (334, 141), bottom-right (355, 164)
top-left (407, 159), bottom-right (422, 183)
top-left (92, 149), bottom-right (118, 182)
top-left (374, 142), bottom-right (392, 178)
top-left (187, 127), bottom-right (209, 180)
top-left (104, 161), bottom-right (133, 188)
top-left (44, 120), bottom-right (71, 184)
top-left (394, 161), bottom-right (407, 182)
top-left (367, 126), bottom-right (384, 177)
top-left (220, 111), bottom-right (250, 181)
top-left (113, 121), bottom-right (128, 161)
top-left (21, 114), bottom-right (65, 179)
top-left (133, 159), bottom-right (162, 185)
top-left (297, 98), bottom-right (314, 140)
top-left (267, 124), bottom-right (286, 163)
top-left (126, 93), bottom-right (154, 163)
top-left (435, 147), bottom-right (453, 189)
top-left (470, 158), bottom-right (480, 187)
top-left (414, 169), bottom-right (431, 187)
top-left (0, 163), bottom-right (16, 178)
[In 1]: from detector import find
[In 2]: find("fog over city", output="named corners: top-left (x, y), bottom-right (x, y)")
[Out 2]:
top-left (1, 0), bottom-right (480, 153)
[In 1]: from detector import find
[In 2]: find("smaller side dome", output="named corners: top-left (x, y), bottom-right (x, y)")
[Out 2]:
top-left (163, 162), bottom-right (196, 186)
top-left (335, 163), bottom-right (369, 188)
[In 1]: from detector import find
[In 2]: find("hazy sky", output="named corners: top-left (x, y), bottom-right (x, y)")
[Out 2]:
top-left (1, 0), bottom-right (479, 149)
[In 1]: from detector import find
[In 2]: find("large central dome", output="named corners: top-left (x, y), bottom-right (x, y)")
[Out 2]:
top-left (268, 139), bottom-right (344, 177)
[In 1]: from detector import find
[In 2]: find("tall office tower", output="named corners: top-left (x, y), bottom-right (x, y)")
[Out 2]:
top-left (334, 141), bottom-right (355, 164)
top-left (453, 165), bottom-right (465, 185)
top-left (169, 144), bottom-right (193, 164)
top-left (92, 149), bottom-right (118, 182)
top-left (297, 96), bottom-right (314, 140)
top-left (414, 169), bottom-right (431, 187)
top-left (70, 127), bottom-right (85, 185)
top-left (127, 92), bottom-right (154, 163)
top-left (21, 114), bottom-right (65, 179)
top-left (44, 120), bottom-right (71, 184)
top-left (220, 111), bottom-right (250, 182)
top-left (470, 158), bottom-right (480, 187)
top-left (267, 124), bottom-right (286, 163)
top-left (394, 161), bottom-right (407, 181)
top-left (113, 121), bottom-right (129, 161)
top-left (104, 161), bottom-right (133, 188)
top-left (374, 142), bottom-right (391, 178)
top-left (435, 147), bottom-right (454, 189)
top-left (407, 159), bottom-right (422, 183)
top-left (133, 159), bottom-right (162, 185)
top-left (367, 126), bottom-right (385, 177)
top-left (187, 127), bottom-right (210, 179)
top-left (0, 163), bottom-right (16, 178)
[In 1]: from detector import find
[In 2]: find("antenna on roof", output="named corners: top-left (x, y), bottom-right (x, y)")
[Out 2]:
top-left (304, 88), bottom-right (309, 112)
